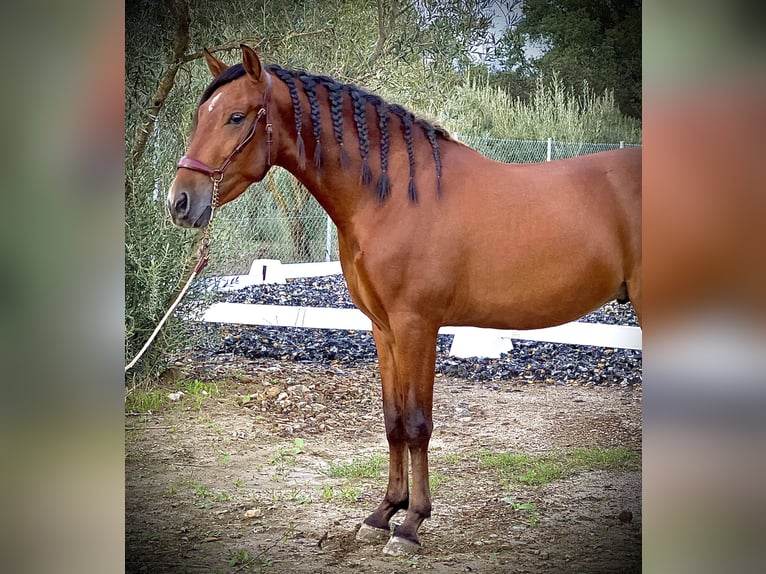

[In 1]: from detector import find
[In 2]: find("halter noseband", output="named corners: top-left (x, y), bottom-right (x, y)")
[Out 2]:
top-left (177, 71), bottom-right (273, 183)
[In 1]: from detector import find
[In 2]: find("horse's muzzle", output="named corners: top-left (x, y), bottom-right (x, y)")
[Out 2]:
top-left (168, 190), bottom-right (211, 228)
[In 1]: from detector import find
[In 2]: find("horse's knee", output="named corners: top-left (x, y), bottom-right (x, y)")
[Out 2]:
top-left (384, 408), bottom-right (432, 442)
top-left (404, 411), bottom-right (433, 448)
top-left (383, 410), bottom-right (405, 442)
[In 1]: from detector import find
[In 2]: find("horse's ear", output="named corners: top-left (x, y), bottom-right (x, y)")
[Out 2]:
top-left (241, 44), bottom-right (264, 82)
top-left (203, 48), bottom-right (228, 78)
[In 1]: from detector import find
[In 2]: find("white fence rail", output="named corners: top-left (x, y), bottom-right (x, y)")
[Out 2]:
top-left (197, 259), bottom-right (642, 359)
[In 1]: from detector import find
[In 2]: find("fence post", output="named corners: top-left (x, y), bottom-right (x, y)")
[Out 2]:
top-left (619, 140), bottom-right (625, 149)
top-left (325, 214), bottom-right (332, 262)
top-left (546, 138), bottom-right (552, 161)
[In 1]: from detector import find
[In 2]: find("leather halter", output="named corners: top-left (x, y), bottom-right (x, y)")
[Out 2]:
top-left (177, 71), bottom-right (273, 182)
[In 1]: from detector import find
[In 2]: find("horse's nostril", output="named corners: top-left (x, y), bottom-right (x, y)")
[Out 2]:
top-left (174, 192), bottom-right (189, 215)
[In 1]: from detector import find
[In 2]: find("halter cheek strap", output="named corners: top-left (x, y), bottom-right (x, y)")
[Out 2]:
top-left (177, 71), bottom-right (273, 182)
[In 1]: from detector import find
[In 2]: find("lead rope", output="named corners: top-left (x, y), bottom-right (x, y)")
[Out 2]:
top-left (125, 177), bottom-right (222, 373)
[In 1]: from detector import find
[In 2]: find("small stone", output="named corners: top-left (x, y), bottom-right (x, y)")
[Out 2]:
top-left (618, 510), bottom-right (633, 523)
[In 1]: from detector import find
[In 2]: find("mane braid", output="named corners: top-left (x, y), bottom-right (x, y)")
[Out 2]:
top-left (298, 73), bottom-right (323, 169)
top-left (255, 62), bottom-right (448, 202)
top-left (372, 97), bottom-right (391, 202)
top-left (315, 76), bottom-right (349, 171)
top-left (421, 122), bottom-right (442, 197)
top-left (389, 104), bottom-right (418, 203)
top-left (269, 66), bottom-right (306, 169)
top-left (347, 86), bottom-right (372, 187)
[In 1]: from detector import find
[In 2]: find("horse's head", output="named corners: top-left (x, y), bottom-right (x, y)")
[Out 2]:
top-left (168, 45), bottom-right (274, 228)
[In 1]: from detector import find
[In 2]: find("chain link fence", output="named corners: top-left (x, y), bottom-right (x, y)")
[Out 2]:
top-left (200, 137), bottom-right (641, 274)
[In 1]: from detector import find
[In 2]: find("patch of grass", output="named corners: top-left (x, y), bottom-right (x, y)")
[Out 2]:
top-left (328, 454), bottom-right (387, 480)
top-left (518, 460), bottom-right (566, 485)
top-left (326, 454), bottom-right (386, 507)
top-left (266, 489), bottom-right (287, 503)
top-left (179, 378), bottom-right (219, 409)
top-left (501, 497), bottom-right (539, 526)
top-left (480, 446), bottom-right (640, 487)
top-left (269, 438), bottom-right (305, 465)
top-left (570, 446), bottom-right (640, 472)
top-left (182, 378), bottom-right (219, 396)
top-left (480, 452), bottom-right (535, 475)
top-left (319, 484), bottom-right (362, 504)
top-left (125, 388), bottom-right (166, 413)
top-left (268, 438), bottom-right (306, 480)
top-left (228, 548), bottom-right (253, 568)
top-left (339, 484), bottom-right (362, 502)
top-left (190, 481), bottom-right (233, 507)
top-left (290, 488), bottom-right (313, 505)
top-left (438, 452), bottom-right (466, 465)
top-left (429, 470), bottom-right (448, 493)
top-left (213, 491), bottom-right (234, 502)
top-left (192, 482), bottom-right (211, 499)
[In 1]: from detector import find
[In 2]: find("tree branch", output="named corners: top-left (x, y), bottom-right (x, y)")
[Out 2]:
top-left (129, 0), bottom-right (190, 172)
top-left (281, 27), bottom-right (334, 44)
top-left (181, 38), bottom-right (265, 63)
top-left (369, 0), bottom-right (391, 67)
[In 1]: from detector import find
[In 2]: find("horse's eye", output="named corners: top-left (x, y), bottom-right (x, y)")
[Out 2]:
top-left (228, 113), bottom-right (246, 125)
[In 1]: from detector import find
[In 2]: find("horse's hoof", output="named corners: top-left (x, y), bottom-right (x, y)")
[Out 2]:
top-left (355, 523), bottom-right (390, 544)
top-left (382, 535), bottom-right (421, 557)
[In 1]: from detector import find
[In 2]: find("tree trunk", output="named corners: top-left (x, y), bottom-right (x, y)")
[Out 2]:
top-left (128, 0), bottom-right (190, 172)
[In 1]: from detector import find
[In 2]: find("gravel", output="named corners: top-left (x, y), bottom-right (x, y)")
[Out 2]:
top-left (196, 274), bottom-right (641, 387)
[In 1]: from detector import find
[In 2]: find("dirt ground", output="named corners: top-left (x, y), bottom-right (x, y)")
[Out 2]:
top-left (126, 356), bottom-right (641, 573)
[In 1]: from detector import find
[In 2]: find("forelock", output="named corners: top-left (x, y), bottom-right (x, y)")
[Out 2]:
top-left (198, 64), bottom-right (247, 107)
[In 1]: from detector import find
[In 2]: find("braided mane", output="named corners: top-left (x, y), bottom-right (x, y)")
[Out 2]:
top-left (198, 62), bottom-right (449, 203)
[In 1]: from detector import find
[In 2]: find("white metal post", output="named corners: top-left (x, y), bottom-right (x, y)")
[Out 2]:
top-left (546, 138), bottom-right (552, 161)
top-left (325, 214), bottom-right (332, 261)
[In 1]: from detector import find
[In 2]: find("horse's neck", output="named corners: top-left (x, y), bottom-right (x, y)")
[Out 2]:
top-left (275, 152), bottom-right (363, 234)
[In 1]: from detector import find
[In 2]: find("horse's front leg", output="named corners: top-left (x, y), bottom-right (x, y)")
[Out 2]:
top-left (384, 318), bottom-right (437, 556)
top-left (356, 318), bottom-right (438, 556)
top-left (356, 323), bottom-right (410, 543)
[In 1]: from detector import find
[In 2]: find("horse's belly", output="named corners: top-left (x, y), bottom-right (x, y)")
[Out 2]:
top-left (447, 258), bottom-right (622, 330)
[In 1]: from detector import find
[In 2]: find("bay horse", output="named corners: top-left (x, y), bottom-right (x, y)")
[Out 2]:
top-left (167, 45), bottom-right (642, 556)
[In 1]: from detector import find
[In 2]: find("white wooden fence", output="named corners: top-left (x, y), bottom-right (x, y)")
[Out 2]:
top-left (196, 259), bottom-right (642, 359)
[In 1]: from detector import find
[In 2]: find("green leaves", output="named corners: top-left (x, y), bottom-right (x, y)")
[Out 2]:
top-left (512, 0), bottom-right (641, 118)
